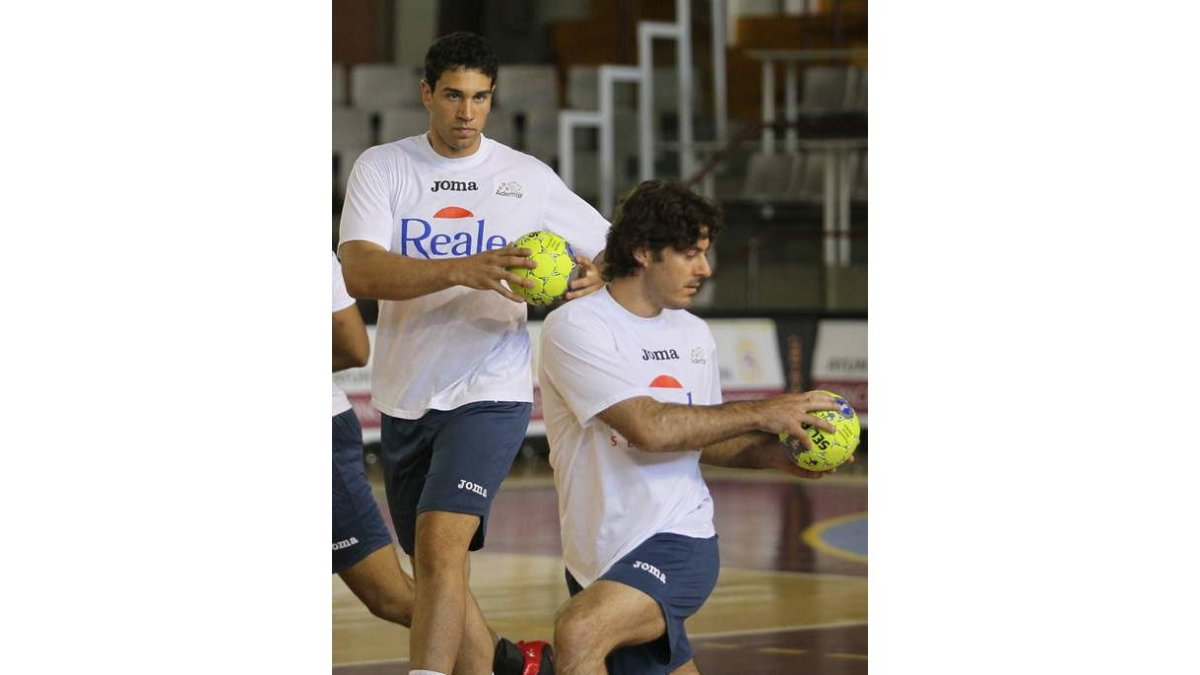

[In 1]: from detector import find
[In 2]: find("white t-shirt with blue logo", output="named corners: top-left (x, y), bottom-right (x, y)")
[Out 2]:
top-left (338, 134), bottom-right (609, 419)
top-left (539, 288), bottom-right (720, 588)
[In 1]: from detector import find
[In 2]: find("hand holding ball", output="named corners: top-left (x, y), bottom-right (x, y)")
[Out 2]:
top-left (507, 230), bottom-right (577, 306)
top-left (779, 390), bottom-right (861, 471)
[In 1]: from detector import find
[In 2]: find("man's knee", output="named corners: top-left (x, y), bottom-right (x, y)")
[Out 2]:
top-left (553, 603), bottom-right (602, 665)
top-left (413, 511), bottom-right (479, 575)
top-left (363, 590), bottom-right (413, 627)
top-left (339, 546), bottom-right (416, 626)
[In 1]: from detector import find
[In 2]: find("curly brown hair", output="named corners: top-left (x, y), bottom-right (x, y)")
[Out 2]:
top-left (603, 180), bottom-right (723, 281)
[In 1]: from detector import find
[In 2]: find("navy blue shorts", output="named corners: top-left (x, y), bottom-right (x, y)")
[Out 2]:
top-left (566, 533), bottom-right (720, 674)
top-left (332, 409), bottom-right (394, 574)
top-left (379, 401), bottom-right (531, 555)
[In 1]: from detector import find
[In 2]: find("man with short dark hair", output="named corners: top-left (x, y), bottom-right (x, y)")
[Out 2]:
top-left (539, 180), bottom-right (839, 674)
top-left (338, 32), bottom-right (610, 675)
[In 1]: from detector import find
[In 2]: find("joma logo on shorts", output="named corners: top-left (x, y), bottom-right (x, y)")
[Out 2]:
top-left (332, 537), bottom-right (359, 551)
top-left (632, 560), bottom-right (667, 584)
top-left (457, 479), bottom-right (488, 498)
top-left (431, 180), bottom-right (478, 192)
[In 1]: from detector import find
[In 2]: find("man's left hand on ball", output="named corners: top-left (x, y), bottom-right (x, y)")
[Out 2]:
top-left (564, 255), bottom-right (604, 301)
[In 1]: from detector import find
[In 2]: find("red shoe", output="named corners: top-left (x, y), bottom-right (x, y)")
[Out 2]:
top-left (516, 640), bottom-right (554, 675)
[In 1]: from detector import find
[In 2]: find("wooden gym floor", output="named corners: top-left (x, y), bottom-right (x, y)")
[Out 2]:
top-left (333, 450), bottom-right (868, 674)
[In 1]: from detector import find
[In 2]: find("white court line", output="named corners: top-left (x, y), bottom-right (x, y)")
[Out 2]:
top-left (468, 553), bottom-right (867, 583)
top-left (334, 621), bottom-right (870, 668)
top-left (718, 566), bottom-right (867, 582)
top-left (334, 658), bottom-right (409, 668)
top-left (690, 619), bottom-right (868, 640)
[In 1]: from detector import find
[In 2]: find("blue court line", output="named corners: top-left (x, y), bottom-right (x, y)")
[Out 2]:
top-left (801, 511), bottom-right (867, 564)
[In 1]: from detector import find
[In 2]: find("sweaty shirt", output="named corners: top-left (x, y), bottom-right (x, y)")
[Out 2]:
top-left (338, 134), bottom-right (608, 419)
top-left (539, 288), bottom-right (721, 587)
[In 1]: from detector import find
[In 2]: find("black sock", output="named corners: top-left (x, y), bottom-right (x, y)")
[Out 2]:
top-left (493, 637), bottom-right (524, 675)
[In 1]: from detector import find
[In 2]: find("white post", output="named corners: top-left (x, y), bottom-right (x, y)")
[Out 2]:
top-left (823, 147), bottom-right (836, 267)
top-left (637, 22), bottom-right (682, 181)
top-left (784, 61), bottom-right (798, 153)
top-left (676, 0), bottom-right (695, 179)
top-left (557, 110), bottom-right (603, 193)
top-left (638, 25), bottom-right (653, 182)
top-left (599, 66), bottom-right (641, 217)
top-left (761, 59), bottom-right (774, 154)
top-left (558, 112), bottom-right (574, 189)
top-left (599, 72), bottom-right (614, 216)
top-left (711, 0), bottom-right (728, 148)
top-left (638, 53), bottom-right (654, 180)
top-left (838, 145), bottom-right (853, 265)
top-left (822, 145), bottom-right (838, 307)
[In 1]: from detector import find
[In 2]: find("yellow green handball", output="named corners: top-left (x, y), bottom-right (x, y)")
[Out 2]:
top-left (507, 230), bottom-right (577, 306)
top-left (779, 390), bottom-right (861, 471)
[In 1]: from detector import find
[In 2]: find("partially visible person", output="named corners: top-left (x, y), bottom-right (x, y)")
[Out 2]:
top-left (338, 31), bottom-right (608, 675)
top-left (332, 251), bottom-right (549, 675)
top-left (538, 181), bottom-right (841, 675)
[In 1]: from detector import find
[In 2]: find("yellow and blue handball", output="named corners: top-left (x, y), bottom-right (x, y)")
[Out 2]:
top-left (507, 229), bottom-right (577, 306)
top-left (779, 390), bottom-right (861, 471)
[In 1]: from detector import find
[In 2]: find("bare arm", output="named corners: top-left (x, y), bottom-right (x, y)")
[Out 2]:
top-left (595, 391), bottom-right (838, 454)
top-left (700, 432), bottom-right (831, 479)
top-left (337, 240), bottom-right (538, 302)
top-left (333, 302), bottom-right (369, 372)
top-left (700, 432), bottom-right (781, 468)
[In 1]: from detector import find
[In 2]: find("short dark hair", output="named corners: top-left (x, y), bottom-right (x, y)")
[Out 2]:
top-left (423, 31), bottom-right (498, 90)
top-left (603, 180), bottom-right (723, 281)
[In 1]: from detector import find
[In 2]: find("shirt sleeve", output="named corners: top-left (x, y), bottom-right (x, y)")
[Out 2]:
top-left (332, 252), bottom-right (355, 312)
top-left (338, 149), bottom-right (395, 251)
top-left (540, 312), bottom-right (648, 425)
top-left (539, 168), bottom-right (609, 261)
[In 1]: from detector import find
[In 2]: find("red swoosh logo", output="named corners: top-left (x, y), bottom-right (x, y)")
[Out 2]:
top-left (649, 375), bottom-right (683, 388)
top-left (433, 206), bottom-right (474, 218)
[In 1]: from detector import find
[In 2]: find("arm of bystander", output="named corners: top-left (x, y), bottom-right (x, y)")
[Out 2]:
top-left (333, 301), bottom-right (369, 373)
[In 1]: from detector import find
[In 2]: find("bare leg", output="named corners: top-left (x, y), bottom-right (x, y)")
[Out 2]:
top-left (338, 539), bottom-right (499, 674)
top-left (337, 543), bottom-right (414, 626)
top-left (454, 554), bottom-right (499, 675)
top-left (410, 510), bottom-right (487, 674)
top-left (554, 580), bottom-right (666, 675)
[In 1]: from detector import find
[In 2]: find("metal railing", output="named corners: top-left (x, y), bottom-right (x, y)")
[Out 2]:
top-left (684, 118), bottom-right (866, 269)
top-left (558, 0), bottom-right (728, 217)
top-left (745, 47), bottom-right (867, 155)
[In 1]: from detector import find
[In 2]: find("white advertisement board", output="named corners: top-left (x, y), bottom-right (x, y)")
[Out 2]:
top-left (809, 319), bottom-right (868, 427)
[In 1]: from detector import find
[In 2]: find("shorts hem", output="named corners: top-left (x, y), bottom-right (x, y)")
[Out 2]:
top-left (332, 537), bottom-right (392, 575)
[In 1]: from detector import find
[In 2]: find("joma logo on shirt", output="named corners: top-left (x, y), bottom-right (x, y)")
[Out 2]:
top-left (457, 479), bottom-right (488, 498)
top-left (632, 560), bottom-right (667, 583)
top-left (642, 348), bottom-right (680, 361)
top-left (430, 180), bottom-right (478, 192)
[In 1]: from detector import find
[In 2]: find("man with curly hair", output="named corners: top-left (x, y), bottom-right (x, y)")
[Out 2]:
top-left (539, 181), bottom-right (839, 674)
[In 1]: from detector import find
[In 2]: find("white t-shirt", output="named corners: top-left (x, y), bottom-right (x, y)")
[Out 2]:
top-left (338, 134), bottom-right (609, 419)
top-left (332, 252), bottom-right (356, 417)
top-left (539, 288), bottom-right (721, 587)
